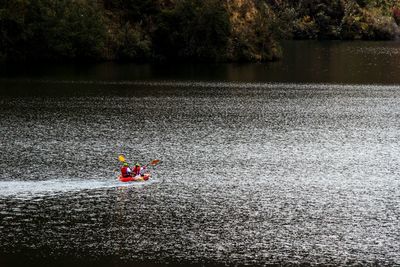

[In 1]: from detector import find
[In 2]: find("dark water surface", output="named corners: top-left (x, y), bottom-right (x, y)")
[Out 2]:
top-left (1, 41), bottom-right (400, 266)
top-left (2, 41), bottom-right (400, 85)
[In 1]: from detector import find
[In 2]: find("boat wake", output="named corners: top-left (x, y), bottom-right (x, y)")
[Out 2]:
top-left (0, 178), bottom-right (157, 200)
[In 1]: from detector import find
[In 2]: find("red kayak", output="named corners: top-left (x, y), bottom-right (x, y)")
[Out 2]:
top-left (119, 173), bottom-right (150, 182)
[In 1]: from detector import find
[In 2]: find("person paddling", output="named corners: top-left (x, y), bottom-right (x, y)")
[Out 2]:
top-left (121, 162), bottom-right (132, 177)
top-left (133, 163), bottom-right (146, 176)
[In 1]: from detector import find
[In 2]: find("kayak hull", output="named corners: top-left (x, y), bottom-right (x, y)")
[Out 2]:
top-left (119, 173), bottom-right (150, 182)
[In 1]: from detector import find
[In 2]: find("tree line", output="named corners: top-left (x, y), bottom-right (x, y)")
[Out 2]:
top-left (0, 0), bottom-right (399, 62)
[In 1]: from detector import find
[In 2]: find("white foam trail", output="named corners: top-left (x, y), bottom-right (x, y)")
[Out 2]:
top-left (0, 179), bottom-right (155, 200)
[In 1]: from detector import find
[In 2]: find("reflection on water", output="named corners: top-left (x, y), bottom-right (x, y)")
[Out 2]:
top-left (2, 41), bottom-right (400, 85)
top-left (1, 42), bottom-right (400, 266)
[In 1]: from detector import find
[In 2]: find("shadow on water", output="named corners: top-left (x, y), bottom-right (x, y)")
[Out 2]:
top-left (1, 41), bottom-right (400, 89)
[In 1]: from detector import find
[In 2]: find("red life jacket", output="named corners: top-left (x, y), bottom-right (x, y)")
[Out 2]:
top-left (121, 166), bottom-right (131, 177)
top-left (133, 165), bottom-right (141, 175)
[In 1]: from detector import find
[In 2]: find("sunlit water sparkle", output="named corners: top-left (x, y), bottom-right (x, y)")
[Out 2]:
top-left (1, 80), bottom-right (400, 266)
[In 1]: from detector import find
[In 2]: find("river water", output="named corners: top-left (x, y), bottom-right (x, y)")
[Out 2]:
top-left (1, 41), bottom-right (400, 266)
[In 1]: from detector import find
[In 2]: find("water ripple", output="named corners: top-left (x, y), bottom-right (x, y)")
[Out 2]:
top-left (1, 81), bottom-right (400, 266)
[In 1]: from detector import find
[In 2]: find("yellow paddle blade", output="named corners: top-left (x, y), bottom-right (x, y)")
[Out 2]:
top-left (118, 155), bottom-right (126, 162)
top-left (150, 159), bottom-right (160, 166)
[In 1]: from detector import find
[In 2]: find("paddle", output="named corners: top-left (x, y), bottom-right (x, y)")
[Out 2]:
top-left (140, 159), bottom-right (160, 177)
top-left (119, 155), bottom-right (159, 165)
top-left (146, 159), bottom-right (160, 167)
top-left (118, 155), bottom-right (160, 169)
top-left (118, 155), bottom-right (126, 163)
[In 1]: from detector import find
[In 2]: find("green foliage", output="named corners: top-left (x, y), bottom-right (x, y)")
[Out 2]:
top-left (152, 0), bottom-right (230, 61)
top-left (0, 0), bottom-right (31, 61)
top-left (0, 0), bottom-right (235, 62)
top-left (227, 3), bottom-right (281, 61)
top-left (114, 22), bottom-right (151, 61)
top-left (340, 2), bottom-right (399, 40)
top-left (0, 0), bottom-right (106, 61)
top-left (356, 0), bottom-right (370, 8)
top-left (287, 0), bottom-right (345, 39)
top-left (48, 1), bottom-right (106, 59)
top-left (268, 6), bottom-right (298, 39)
top-left (269, 0), bottom-right (399, 40)
top-left (2, 0), bottom-right (398, 63)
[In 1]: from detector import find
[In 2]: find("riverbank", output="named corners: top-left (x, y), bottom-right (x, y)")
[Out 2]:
top-left (0, 0), bottom-right (280, 63)
top-left (1, 1), bottom-right (400, 63)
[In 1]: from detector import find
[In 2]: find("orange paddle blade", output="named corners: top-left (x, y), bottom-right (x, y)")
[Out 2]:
top-left (149, 159), bottom-right (160, 166)
top-left (118, 155), bottom-right (126, 162)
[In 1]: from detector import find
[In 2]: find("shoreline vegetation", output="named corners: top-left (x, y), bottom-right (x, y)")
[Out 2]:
top-left (1, 0), bottom-right (400, 63)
